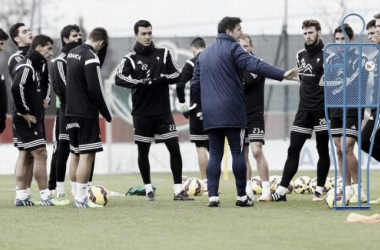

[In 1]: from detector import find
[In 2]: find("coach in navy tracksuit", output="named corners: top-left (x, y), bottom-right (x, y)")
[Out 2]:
top-left (191, 16), bottom-right (299, 207)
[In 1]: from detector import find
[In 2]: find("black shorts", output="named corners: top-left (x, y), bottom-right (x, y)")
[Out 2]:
top-left (189, 109), bottom-right (208, 147)
top-left (66, 117), bottom-right (103, 154)
top-left (58, 109), bottom-right (69, 143)
top-left (330, 116), bottom-right (359, 139)
top-left (133, 114), bottom-right (178, 144)
top-left (246, 117), bottom-right (265, 144)
top-left (13, 114), bottom-right (46, 151)
top-left (291, 110), bottom-right (328, 138)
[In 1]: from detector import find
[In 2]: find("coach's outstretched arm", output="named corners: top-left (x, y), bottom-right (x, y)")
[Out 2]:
top-left (234, 44), bottom-right (301, 81)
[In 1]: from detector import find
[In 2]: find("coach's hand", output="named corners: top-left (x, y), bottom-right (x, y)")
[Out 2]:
top-left (284, 67), bottom-right (303, 80)
top-left (17, 112), bottom-right (37, 128)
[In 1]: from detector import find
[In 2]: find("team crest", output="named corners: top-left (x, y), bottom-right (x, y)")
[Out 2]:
top-left (365, 61), bottom-right (376, 72)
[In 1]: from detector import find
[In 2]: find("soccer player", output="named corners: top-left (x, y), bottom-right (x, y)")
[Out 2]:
top-left (239, 33), bottom-right (271, 201)
top-left (270, 20), bottom-right (330, 202)
top-left (11, 35), bottom-right (64, 206)
top-left (66, 27), bottom-right (112, 208)
top-left (363, 14), bottom-right (380, 204)
top-left (191, 16), bottom-right (300, 207)
top-left (8, 23), bottom-right (35, 200)
top-left (115, 20), bottom-right (193, 201)
top-left (50, 24), bottom-right (83, 204)
top-left (0, 29), bottom-right (9, 136)
top-left (176, 37), bottom-right (209, 194)
top-left (329, 24), bottom-right (367, 203)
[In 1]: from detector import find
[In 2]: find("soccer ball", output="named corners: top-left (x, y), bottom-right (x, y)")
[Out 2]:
top-left (309, 177), bottom-right (332, 195)
top-left (286, 181), bottom-right (294, 194)
top-left (324, 177), bottom-right (333, 193)
top-left (251, 176), bottom-right (262, 195)
top-left (182, 175), bottom-right (190, 184)
top-left (331, 176), bottom-right (343, 189)
top-left (325, 188), bottom-right (349, 209)
top-left (270, 175), bottom-right (282, 193)
top-left (294, 176), bottom-right (311, 194)
top-left (87, 185), bottom-right (109, 206)
top-left (183, 178), bottom-right (204, 196)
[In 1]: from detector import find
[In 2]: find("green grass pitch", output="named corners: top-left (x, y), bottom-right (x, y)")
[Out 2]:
top-left (0, 171), bottom-right (380, 250)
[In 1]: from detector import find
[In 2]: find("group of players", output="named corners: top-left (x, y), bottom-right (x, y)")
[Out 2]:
top-left (0, 14), bottom-right (380, 208)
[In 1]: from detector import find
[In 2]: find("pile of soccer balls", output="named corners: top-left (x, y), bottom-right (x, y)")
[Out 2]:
top-left (249, 175), bottom-right (349, 208)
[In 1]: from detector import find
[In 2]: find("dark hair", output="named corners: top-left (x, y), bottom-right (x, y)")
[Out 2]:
top-left (60, 24), bottom-right (80, 46)
top-left (31, 34), bottom-right (54, 49)
top-left (217, 16), bottom-right (242, 34)
top-left (190, 37), bottom-right (206, 49)
top-left (374, 13), bottom-right (380, 19)
top-left (334, 23), bottom-right (354, 40)
top-left (366, 19), bottom-right (376, 30)
top-left (239, 33), bottom-right (252, 46)
top-left (134, 20), bottom-right (152, 35)
top-left (88, 27), bottom-right (108, 43)
top-left (302, 19), bottom-right (321, 31)
top-left (9, 22), bottom-right (25, 45)
top-left (0, 28), bottom-right (9, 41)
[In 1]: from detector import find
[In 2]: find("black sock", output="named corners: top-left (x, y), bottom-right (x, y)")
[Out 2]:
top-left (280, 133), bottom-right (307, 187)
top-left (89, 154), bottom-right (95, 182)
top-left (316, 133), bottom-right (330, 187)
top-left (56, 142), bottom-right (70, 182)
top-left (48, 148), bottom-right (58, 190)
top-left (165, 140), bottom-right (182, 184)
top-left (137, 143), bottom-right (151, 184)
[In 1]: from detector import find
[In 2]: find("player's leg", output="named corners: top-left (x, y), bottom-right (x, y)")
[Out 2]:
top-left (155, 114), bottom-right (193, 200)
top-left (314, 133), bottom-right (330, 201)
top-left (245, 144), bottom-right (253, 200)
top-left (73, 117), bottom-right (103, 208)
top-left (48, 109), bottom-right (59, 195)
top-left (133, 116), bottom-right (155, 200)
top-left (313, 111), bottom-right (330, 201)
top-left (361, 111), bottom-right (380, 161)
top-left (272, 110), bottom-right (311, 201)
top-left (206, 128), bottom-right (225, 207)
top-left (88, 155), bottom-right (95, 189)
top-left (14, 150), bottom-right (31, 205)
top-left (67, 117), bottom-right (80, 197)
top-left (272, 133), bottom-right (308, 201)
top-left (225, 128), bottom-right (253, 207)
top-left (55, 108), bottom-right (71, 202)
top-left (189, 110), bottom-right (209, 193)
top-left (346, 118), bottom-right (366, 203)
top-left (251, 141), bottom-right (271, 201)
top-left (196, 143), bottom-right (208, 193)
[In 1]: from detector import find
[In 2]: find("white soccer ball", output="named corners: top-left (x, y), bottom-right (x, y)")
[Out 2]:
top-left (325, 188), bottom-right (349, 209)
top-left (294, 176), bottom-right (311, 194)
top-left (183, 178), bottom-right (204, 196)
top-left (309, 177), bottom-right (333, 195)
top-left (87, 185), bottom-right (109, 206)
top-left (270, 175), bottom-right (282, 193)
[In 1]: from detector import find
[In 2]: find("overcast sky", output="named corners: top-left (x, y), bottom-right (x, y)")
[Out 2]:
top-left (10, 0), bottom-right (380, 38)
